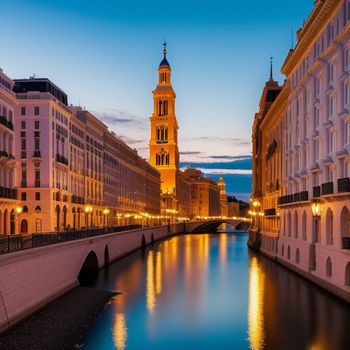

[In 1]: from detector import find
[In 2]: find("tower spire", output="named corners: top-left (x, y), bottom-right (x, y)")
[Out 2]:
top-left (163, 39), bottom-right (167, 58)
top-left (269, 56), bottom-right (274, 81)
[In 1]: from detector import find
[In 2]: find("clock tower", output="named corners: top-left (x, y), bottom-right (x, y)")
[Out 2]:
top-left (149, 42), bottom-right (179, 197)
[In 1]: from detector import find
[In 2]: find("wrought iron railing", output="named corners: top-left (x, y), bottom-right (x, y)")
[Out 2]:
top-left (321, 182), bottom-right (333, 195)
top-left (338, 177), bottom-right (350, 193)
top-left (0, 225), bottom-right (142, 255)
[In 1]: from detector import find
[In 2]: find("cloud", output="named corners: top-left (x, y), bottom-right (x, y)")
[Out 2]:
top-left (184, 168), bottom-right (252, 175)
top-left (180, 151), bottom-right (203, 155)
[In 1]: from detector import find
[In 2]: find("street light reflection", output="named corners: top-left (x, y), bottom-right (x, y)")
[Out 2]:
top-left (248, 256), bottom-right (265, 350)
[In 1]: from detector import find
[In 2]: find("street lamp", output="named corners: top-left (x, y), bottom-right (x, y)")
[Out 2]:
top-left (16, 206), bottom-right (22, 235)
top-left (84, 205), bottom-right (93, 228)
top-left (312, 201), bottom-right (321, 243)
top-left (103, 208), bottom-right (110, 227)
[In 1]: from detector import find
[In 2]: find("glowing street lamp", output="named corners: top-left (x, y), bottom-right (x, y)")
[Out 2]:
top-left (312, 202), bottom-right (321, 218)
top-left (16, 206), bottom-right (23, 235)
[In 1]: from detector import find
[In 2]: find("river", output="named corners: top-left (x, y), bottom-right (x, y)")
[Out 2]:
top-left (82, 229), bottom-right (350, 350)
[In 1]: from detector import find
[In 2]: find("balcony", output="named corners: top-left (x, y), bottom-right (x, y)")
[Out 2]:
top-left (34, 180), bottom-right (40, 188)
top-left (33, 150), bottom-right (41, 158)
top-left (300, 191), bottom-right (309, 201)
top-left (71, 195), bottom-right (85, 204)
top-left (293, 192), bottom-right (301, 202)
top-left (264, 208), bottom-right (276, 217)
top-left (0, 187), bottom-right (17, 199)
top-left (21, 181), bottom-right (27, 188)
top-left (313, 186), bottom-right (321, 198)
top-left (56, 153), bottom-right (68, 166)
top-left (342, 237), bottom-right (350, 249)
top-left (321, 182), bottom-right (334, 195)
top-left (0, 116), bottom-right (14, 130)
top-left (338, 177), bottom-right (350, 193)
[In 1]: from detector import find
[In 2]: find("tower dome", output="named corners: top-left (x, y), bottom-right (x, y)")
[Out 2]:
top-left (159, 40), bottom-right (171, 69)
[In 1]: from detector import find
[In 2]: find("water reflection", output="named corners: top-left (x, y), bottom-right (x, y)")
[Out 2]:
top-left (113, 314), bottom-right (127, 350)
top-left (83, 233), bottom-right (350, 350)
top-left (248, 257), bottom-right (265, 350)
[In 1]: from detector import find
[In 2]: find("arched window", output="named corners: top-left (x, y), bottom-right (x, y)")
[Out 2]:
top-left (294, 211), bottom-right (298, 239)
top-left (10, 209), bottom-right (15, 235)
top-left (302, 211), bottom-right (307, 241)
top-left (326, 257), bottom-right (332, 277)
top-left (296, 248), bottom-right (300, 264)
top-left (345, 263), bottom-right (350, 286)
top-left (35, 205), bottom-right (41, 213)
top-left (20, 219), bottom-right (28, 234)
top-left (156, 149), bottom-right (170, 166)
top-left (287, 246), bottom-right (291, 260)
top-left (326, 208), bottom-right (334, 245)
top-left (341, 206), bottom-right (350, 248)
top-left (55, 205), bottom-right (60, 231)
top-left (281, 244), bottom-right (284, 257)
top-left (158, 99), bottom-right (168, 116)
top-left (23, 206), bottom-right (28, 213)
top-left (287, 211), bottom-right (292, 237)
top-left (156, 126), bottom-right (168, 144)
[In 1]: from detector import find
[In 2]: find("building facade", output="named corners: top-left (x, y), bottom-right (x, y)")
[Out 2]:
top-left (278, 0), bottom-right (350, 297)
top-left (250, 65), bottom-right (283, 250)
top-left (252, 0), bottom-right (350, 300)
top-left (149, 43), bottom-right (191, 219)
top-left (2, 76), bottom-right (161, 235)
top-left (0, 69), bottom-right (19, 235)
top-left (183, 168), bottom-right (221, 218)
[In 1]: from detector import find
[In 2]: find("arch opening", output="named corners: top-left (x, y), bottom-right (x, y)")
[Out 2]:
top-left (78, 251), bottom-right (99, 286)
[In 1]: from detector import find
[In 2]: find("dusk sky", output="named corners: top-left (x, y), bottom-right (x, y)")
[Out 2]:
top-left (1, 0), bottom-right (313, 200)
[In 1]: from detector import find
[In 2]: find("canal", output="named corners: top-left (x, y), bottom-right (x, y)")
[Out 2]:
top-left (82, 229), bottom-right (350, 350)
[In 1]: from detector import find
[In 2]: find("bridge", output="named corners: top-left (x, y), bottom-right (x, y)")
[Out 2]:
top-left (185, 218), bottom-right (251, 233)
top-left (0, 218), bottom-right (250, 334)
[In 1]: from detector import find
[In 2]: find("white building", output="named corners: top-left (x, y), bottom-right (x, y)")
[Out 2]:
top-left (278, 0), bottom-right (350, 300)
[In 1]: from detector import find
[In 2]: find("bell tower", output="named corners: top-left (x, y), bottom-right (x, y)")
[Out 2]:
top-left (149, 42), bottom-right (179, 196)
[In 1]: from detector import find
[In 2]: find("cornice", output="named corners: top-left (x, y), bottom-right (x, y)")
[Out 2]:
top-left (282, 0), bottom-right (342, 78)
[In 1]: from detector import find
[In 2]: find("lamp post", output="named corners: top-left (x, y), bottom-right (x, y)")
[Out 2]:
top-left (16, 206), bottom-right (22, 235)
top-left (312, 201), bottom-right (321, 243)
top-left (84, 205), bottom-right (93, 229)
top-left (103, 208), bottom-right (110, 227)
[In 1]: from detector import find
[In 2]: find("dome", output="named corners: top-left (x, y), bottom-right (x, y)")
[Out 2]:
top-left (159, 57), bottom-right (170, 68)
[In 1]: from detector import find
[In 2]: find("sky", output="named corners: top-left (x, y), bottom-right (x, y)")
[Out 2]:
top-left (1, 0), bottom-right (314, 201)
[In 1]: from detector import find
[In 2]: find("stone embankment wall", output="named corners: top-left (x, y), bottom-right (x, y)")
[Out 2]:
top-left (0, 223), bottom-right (185, 333)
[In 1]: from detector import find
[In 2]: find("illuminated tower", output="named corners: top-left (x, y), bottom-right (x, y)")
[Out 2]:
top-left (149, 42), bottom-right (179, 198)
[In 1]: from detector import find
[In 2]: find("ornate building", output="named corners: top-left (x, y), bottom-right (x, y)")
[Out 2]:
top-left (252, 0), bottom-right (350, 301)
top-left (250, 62), bottom-right (283, 250)
top-left (149, 43), bottom-right (191, 218)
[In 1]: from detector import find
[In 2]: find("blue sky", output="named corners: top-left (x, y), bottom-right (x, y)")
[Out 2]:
top-left (1, 0), bottom-right (313, 200)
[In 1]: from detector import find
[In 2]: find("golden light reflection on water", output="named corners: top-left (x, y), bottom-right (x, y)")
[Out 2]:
top-left (146, 250), bottom-right (163, 314)
top-left (219, 234), bottom-right (227, 266)
top-left (248, 256), bottom-right (265, 350)
top-left (113, 313), bottom-right (127, 350)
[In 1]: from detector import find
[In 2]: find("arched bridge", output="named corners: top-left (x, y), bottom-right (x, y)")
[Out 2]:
top-left (185, 219), bottom-right (251, 233)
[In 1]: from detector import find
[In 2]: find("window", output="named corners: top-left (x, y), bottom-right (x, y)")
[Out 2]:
top-left (21, 121), bottom-right (26, 129)
top-left (34, 107), bottom-right (40, 116)
top-left (21, 107), bottom-right (26, 116)
top-left (156, 149), bottom-right (170, 166)
top-left (21, 138), bottom-right (26, 151)
top-left (156, 126), bottom-right (168, 144)
top-left (35, 138), bottom-right (40, 150)
top-left (35, 192), bottom-right (41, 201)
top-left (326, 208), bottom-right (334, 245)
top-left (344, 122), bottom-right (350, 145)
top-left (328, 63), bottom-right (334, 85)
top-left (328, 129), bottom-right (334, 154)
top-left (158, 100), bottom-right (168, 116)
top-left (34, 120), bottom-right (40, 129)
top-left (344, 47), bottom-right (349, 71)
top-left (21, 192), bottom-right (27, 201)
top-left (328, 95), bottom-right (334, 119)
